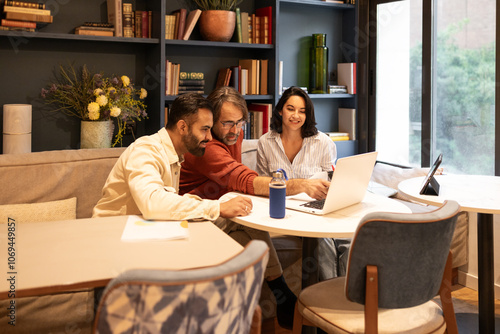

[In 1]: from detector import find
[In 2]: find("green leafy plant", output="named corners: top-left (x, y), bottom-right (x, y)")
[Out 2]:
top-left (41, 64), bottom-right (148, 146)
top-left (191, 0), bottom-right (242, 11)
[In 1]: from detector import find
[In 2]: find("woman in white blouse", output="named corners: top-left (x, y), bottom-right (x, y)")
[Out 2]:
top-left (256, 86), bottom-right (349, 279)
top-left (256, 86), bottom-right (337, 178)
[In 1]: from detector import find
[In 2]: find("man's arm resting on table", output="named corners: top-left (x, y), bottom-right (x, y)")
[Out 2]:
top-left (252, 176), bottom-right (329, 200)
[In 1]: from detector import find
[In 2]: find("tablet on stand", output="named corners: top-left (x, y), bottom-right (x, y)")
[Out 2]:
top-left (419, 153), bottom-right (443, 196)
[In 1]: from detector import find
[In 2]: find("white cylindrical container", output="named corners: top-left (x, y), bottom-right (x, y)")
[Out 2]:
top-left (3, 104), bottom-right (32, 154)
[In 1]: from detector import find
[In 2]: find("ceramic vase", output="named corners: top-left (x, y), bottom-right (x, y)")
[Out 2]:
top-left (198, 10), bottom-right (236, 42)
top-left (80, 120), bottom-right (113, 149)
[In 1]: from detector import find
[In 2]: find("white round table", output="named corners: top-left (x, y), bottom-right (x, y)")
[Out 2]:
top-left (399, 174), bottom-right (500, 334)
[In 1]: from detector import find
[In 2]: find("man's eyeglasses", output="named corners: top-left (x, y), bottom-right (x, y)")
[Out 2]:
top-left (220, 120), bottom-right (246, 129)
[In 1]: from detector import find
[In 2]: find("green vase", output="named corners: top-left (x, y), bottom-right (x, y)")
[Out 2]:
top-left (309, 33), bottom-right (329, 94)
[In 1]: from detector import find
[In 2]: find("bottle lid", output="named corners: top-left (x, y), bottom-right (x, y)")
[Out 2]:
top-left (273, 171), bottom-right (283, 178)
top-left (312, 33), bottom-right (326, 47)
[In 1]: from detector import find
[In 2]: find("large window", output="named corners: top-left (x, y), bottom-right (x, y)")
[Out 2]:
top-left (373, 0), bottom-right (496, 175)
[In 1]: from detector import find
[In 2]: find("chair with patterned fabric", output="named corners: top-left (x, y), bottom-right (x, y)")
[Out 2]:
top-left (93, 240), bottom-right (269, 334)
top-left (292, 200), bottom-right (461, 334)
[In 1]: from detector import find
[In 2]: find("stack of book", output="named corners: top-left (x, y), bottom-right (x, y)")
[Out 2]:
top-left (106, 0), bottom-right (153, 38)
top-left (325, 132), bottom-right (350, 141)
top-left (74, 22), bottom-right (114, 37)
top-left (165, 9), bottom-right (201, 41)
top-left (1, 1), bottom-right (53, 32)
top-left (178, 76), bottom-right (205, 95)
top-left (235, 6), bottom-right (272, 44)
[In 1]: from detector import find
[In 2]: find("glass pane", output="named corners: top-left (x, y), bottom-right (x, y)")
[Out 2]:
top-left (375, 0), bottom-right (422, 166)
top-left (434, 1), bottom-right (495, 175)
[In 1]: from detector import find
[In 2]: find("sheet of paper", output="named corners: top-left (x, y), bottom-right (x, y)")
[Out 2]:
top-left (121, 215), bottom-right (189, 241)
top-left (286, 192), bottom-right (315, 202)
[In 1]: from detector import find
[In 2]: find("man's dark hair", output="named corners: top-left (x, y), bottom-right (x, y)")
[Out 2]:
top-left (207, 86), bottom-right (248, 123)
top-left (270, 86), bottom-right (318, 138)
top-left (166, 93), bottom-right (213, 130)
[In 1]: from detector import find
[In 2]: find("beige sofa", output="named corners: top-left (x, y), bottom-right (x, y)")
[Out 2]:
top-left (0, 147), bottom-right (126, 333)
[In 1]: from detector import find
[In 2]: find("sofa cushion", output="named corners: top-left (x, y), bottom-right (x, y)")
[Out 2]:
top-left (0, 147), bottom-right (125, 218)
top-left (0, 197), bottom-right (77, 223)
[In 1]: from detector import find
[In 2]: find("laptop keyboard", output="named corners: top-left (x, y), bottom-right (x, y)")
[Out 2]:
top-left (301, 199), bottom-right (325, 209)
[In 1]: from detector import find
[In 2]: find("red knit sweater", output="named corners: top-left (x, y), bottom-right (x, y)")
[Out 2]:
top-left (180, 131), bottom-right (257, 199)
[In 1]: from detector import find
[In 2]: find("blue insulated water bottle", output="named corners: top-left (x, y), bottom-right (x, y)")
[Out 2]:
top-left (269, 169), bottom-right (287, 219)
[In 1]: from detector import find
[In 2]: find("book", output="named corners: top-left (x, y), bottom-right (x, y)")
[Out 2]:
top-left (5, 1), bottom-right (46, 9)
top-left (165, 59), bottom-right (172, 95)
top-left (215, 67), bottom-right (232, 89)
top-left (135, 10), bottom-right (142, 37)
top-left (235, 7), bottom-right (242, 43)
top-left (240, 12), bottom-right (249, 43)
top-left (178, 79), bottom-right (205, 86)
top-left (326, 132), bottom-right (350, 141)
top-left (338, 108), bottom-right (356, 140)
top-left (239, 59), bottom-right (259, 95)
top-left (178, 85), bottom-right (204, 91)
top-left (75, 28), bottom-right (114, 36)
top-left (173, 8), bottom-right (187, 40)
top-left (255, 6), bottom-right (272, 44)
top-left (74, 25), bottom-right (114, 32)
top-left (165, 14), bottom-right (175, 39)
top-left (107, 0), bottom-right (122, 37)
top-left (3, 5), bottom-right (50, 16)
top-left (259, 59), bottom-right (268, 95)
top-left (229, 65), bottom-right (241, 92)
top-left (182, 9), bottom-right (201, 40)
top-left (122, 3), bottom-right (134, 37)
top-left (322, 0), bottom-right (345, 3)
top-left (248, 103), bottom-right (272, 134)
top-left (164, 107), bottom-right (169, 127)
top-left (240, 69), bottom-right (248, 95)
top-left (337, 62), bottom-right (356, 94)
top-left (1, 19), bottom-right (36, 29)
top-left (172, 63), bottom-right (180, 95)
top-left (180, 72), bottom-right (204, 80)
top-left (141, 10), bottom-right (149, 38)
top-left (0, 25), bottom-right (34, 32)
top-left (5, 11), bottom-right (52, 23)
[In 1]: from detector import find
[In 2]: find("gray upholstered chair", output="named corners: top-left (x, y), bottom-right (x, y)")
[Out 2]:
top-left (292, 200), bottom-right (461, 334)
top-left (93, 240), bottom-right (269, 334)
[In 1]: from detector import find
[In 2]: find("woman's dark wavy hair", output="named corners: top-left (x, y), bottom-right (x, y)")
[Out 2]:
top-left (270, 86), bottom-right (318, 138)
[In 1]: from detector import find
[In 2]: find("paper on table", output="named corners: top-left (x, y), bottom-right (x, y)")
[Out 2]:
top-left (121, 215), bottom-right (189, 241)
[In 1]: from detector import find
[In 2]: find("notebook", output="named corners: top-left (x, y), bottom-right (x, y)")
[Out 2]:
top-left (285, 151), bottom-right (378, 215)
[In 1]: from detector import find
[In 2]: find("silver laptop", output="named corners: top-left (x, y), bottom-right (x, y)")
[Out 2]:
top-left (286, 151), bottom-right (378, 215)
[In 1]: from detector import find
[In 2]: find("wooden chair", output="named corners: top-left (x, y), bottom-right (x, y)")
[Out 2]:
top-left (293, 200), bottom-right (461, 334)
top-left (94, 240), bottom-right (269, 334)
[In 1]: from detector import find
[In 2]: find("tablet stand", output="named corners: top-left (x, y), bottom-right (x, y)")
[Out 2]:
top-left (420, 176), bottom-right (440, 196)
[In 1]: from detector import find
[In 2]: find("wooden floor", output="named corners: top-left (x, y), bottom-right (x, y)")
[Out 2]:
top-left (261, 284), bottom-right (500, 334)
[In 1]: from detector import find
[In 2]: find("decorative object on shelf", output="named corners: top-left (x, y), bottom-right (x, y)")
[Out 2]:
top-left (199, 10), bottom-right (236, 42)
top-left (41, 64), bottom-right (148, 148)
top-left (309, 33), bottom-right (329, 94)
top-left (80, 120), bottom-right (114, 149)
top-left (190, 0), bottom-right (241, 42)
top-left (2, 104), bottom-right (31, 154)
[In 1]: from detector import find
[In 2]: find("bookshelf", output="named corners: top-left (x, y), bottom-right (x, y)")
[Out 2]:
top-left (0, 0), bottom-right (357, 155)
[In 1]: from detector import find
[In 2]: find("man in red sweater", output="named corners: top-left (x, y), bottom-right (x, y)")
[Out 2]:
top-left (180, 87), bottom-right (330, 329)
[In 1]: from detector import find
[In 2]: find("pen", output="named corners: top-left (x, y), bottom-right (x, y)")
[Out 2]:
top-left (331, 164), bottom-right (335, 172)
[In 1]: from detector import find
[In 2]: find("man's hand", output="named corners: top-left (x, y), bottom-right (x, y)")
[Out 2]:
top-left (219, 195), bottom-right (253, 218)
top-left (299, 179), bottom-right (330, 200)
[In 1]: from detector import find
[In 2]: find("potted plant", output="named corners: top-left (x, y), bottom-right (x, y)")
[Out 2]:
top-left (191, 0), bottom-right (242, 42)
top-left (41, 64), bottom-right (148, 148)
